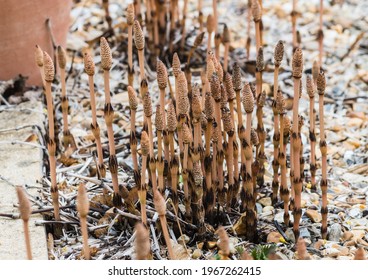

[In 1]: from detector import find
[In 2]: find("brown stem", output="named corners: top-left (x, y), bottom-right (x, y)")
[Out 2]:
top-left (88, 76), bottom-right (105, 178)
top-left (80, 216), bottom-right (90, 259)
top-left (140, 155), bottom-right (147, 225)
top-left (160, 215), bottom-right (175, 259)
top-left (223, 43), bottom-right (229, 73)
top-left (23, 221), bottom-right (32, 260)
top-left (147, 117), bottom-right (157, 192)
top-left (279, 114), bottom-right (290, 225)
top-left (292, 0), bottom-right (297, 50)
top-left (255, 21), bottom-right (261, 52)
top-left (45, 82), bottom-right (60, 221)
top-left (138, 49), bottom-right (145, 81)
top-left (292, 77), bottom-right (301, 240)
top-left (319, 94), bottom-right (328, 239)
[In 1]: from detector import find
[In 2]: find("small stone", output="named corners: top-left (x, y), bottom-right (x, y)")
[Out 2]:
top-left (178, 234), bottom-right (190, 245)
top-left (328, 223), bottom-right (342, 242)
top-left (285, 228), bottom-right (296, 244)
top-left (275, 211), bottom-right (294, 225)
top-left (256, 203), bottom-right (263, 214)
top-left (299, 228), bottom-right (311, 239)
top-left (348, 208), bottom-right (362, 219)
top-left (351, 230), bottom-right (365, 241)
top-left (267, 231), bottom-right (282, 243)
top-left (192, 249), bottom-right (202, 259)
top-left (306, 209), bottom-right (322, 223)
top-left (314, 239), bottom-right (324, 250)
top-left (323, 248), bottom-right (340, 258)
top-left (258, 197), bottom-right (272, 207)
top-left (341, 231), bottom-right (353, 241)
top-left (347, 118), bottom-right (363, 127)
top-left (263, 206), bottom-right (274, 213)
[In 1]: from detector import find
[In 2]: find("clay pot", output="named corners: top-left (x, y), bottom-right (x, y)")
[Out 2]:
top-left (0, 0), bottom-right (73, 86)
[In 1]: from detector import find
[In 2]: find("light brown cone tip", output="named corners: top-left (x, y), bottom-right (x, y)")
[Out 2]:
top-left (77, 184), bottom-right (90, 218)
top-left (157, 60), bottom-right (168, 89)
top-left (100, 37), bottom-right (112, 71)
top-left (83, 52), bottom-right (95, 76)
top-left (242, 83), bottom-right (254, 113)
top-left (43, 51), bottom-right (54, 82)
top-left (127, 86), bottom-right (138, 110)
top-left (57, 46), bottom-right (67, 70)
top-left (126, 3), bottom-right (135, 26)
top-left (292, 47), bottom-right (304, 79)
top-left (274, 40), bottom-right (285, 67)
top-left (141, 131), bottom-right (150, 156)
top-left (35, 45), bottom-right (44, 67)
top-left (134, 20), bottom-right (145, 50)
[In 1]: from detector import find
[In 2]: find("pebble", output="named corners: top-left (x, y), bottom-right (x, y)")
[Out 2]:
top-left (299, 227), bottom-right (311, 239)
top-left (348, 208), bottom-right (362, 219)
top-left (263, 206), bottom-right (274, 213)
top-left (258, 197), bottom-right (272, 207)
top-left (305, 209), bottom-right (322, 223)
top-left (256, 203), bottom-right (263, 214)
top-left (285, 228), bottom-right (296, 244)
top-left (341, 231), bottom-right (354, 242)
top-left (178, 234), bottom-right (190, 245)
top-left (328, 223), bottom-right (342, 242)
top-left (192, 249), bottom-right (202, 259)
top-left (275, 211), bottom-right (294, 225)
top-left (267, 232), bottom-right (282, 243)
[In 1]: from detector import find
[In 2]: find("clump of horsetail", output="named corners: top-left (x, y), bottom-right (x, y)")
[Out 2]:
top-left (58, 46), bottom-right (76, 152)
top-left (172, 52), bottom-right (181, 109)
top-left (222, 24), bottom-right (231, 72)
top-left (277, 90), bottom-right (290, 225)
top-left (84, 52), bottom-right (106, 179)
top-left (153, 190), bottom-right (175, 260)
top-left (126, 3), bottom-right (135, 86)
top-left (155, 105), bottom-right (165, 193)
top-left (242, 82), bottom-right (257, 242)
top-left (225, 72), bottom-right (239, 206)
top-left (143, 91), bottom-right (158, 193)
top-left (127, 86), bottom-right (140, 187)
top-left (223, 108), bottom-right (235, 211)
top-left (134, 20), bottom-right (146, 81)
top-left (77, 184), bottom-right (90, 260)
top-left (43, 51), bottom-right (60, 221)
top-left (306, 76), bottom-right (317, 191)
top-left (134, 222), bottom-right (151, 260)
top-left (317, 70), bottom-right (328, 239)
top-left (16, 186), bottom-right (32, 260)
top-left (167, 101), bottom-right (179, 211)
top-left (271, 41), bottom-right (284, 204)
top-left (204, 92), bottom-right (215, 222)
top-left (210, 73), bottom-right (225, 206)
top-left (255, 47), bottom-right (266, 187)
top-left (139, 131), bottom-right (149, 225)
top-left (100, 37), bottom-right (121, 207)
top-left (191, 84), bottom-right (203, 165)
top-left (291, 47), bottom-right (304, 240)
top-left (182, 123), bottom-right (193, 221)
